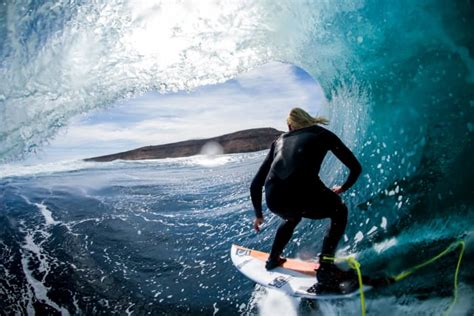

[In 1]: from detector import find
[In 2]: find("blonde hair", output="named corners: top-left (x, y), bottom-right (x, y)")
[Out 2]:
top-left (287, 107), bottom-right (329, 130)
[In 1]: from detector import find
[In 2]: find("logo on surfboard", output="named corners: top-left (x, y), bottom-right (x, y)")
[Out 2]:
top-left (268, 276), bottom-right (290, 288)
top-left (235, 248), bottom-right (251, 257)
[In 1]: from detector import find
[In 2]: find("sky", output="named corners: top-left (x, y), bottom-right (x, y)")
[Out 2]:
top-left (27, 62), bottom-right (326, 163)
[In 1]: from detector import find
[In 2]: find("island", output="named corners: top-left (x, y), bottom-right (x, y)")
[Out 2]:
top-left (84, 127), bottom-right (283, 162)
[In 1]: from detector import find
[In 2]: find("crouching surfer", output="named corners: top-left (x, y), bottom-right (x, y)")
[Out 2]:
top-left (249, 107), bottom-right (362, 294)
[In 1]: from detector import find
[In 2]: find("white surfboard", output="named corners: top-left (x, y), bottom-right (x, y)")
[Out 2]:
top-left (231, 244), bottom-right (370, 299)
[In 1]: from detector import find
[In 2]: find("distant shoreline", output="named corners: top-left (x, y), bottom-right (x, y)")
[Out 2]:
top-left (84, 128), bottom-right (283, 162)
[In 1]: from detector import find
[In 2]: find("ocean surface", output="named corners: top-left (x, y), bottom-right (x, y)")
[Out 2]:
top-left (1, 0), bottom-right (473, 315)
top-left (0, 152), bottom-right (472, 315)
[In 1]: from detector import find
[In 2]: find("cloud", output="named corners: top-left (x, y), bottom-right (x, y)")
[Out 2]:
top-left (34, 62), bottom-right (326, 161)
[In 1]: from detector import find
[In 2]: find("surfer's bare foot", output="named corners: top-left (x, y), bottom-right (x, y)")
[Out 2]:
top-left (265, 256), bottom-right (287, 270)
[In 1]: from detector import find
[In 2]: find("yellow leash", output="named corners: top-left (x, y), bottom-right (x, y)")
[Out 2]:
top-left (445, 240), bottom-right (465, 316)
top-left (346, 257), bottom-right (366, 316)
top-left (325, 239), bottom-right (465, 316)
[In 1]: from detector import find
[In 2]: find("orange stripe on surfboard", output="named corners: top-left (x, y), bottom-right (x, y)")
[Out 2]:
top-left (233, 244), bottom-right (319, 276)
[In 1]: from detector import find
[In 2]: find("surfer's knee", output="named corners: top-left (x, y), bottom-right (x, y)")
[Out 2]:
top-left (280, 217), bottom-right (301, 230)
top-left (275, 217), bottom-right (300, 237)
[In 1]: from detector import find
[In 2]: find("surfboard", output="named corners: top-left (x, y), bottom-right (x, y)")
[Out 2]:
top-left (230, 244), bottom-right (370, 299)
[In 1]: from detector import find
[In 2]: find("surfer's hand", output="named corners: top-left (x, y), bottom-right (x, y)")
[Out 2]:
top-left (253, 217), bottom-right (264, 233)
top-left (332, 185), bottom-right (344, 194)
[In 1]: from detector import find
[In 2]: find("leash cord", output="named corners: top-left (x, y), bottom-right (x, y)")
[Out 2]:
top-left (325, 239), bottom-right (465, 316)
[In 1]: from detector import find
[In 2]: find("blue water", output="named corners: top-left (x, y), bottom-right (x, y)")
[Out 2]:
top-left (1, 153), bottom-right (472, 315)
top-left (1, 155), bottom-right (264, 314)
top-left (1, 0), bottom-right (474, 315)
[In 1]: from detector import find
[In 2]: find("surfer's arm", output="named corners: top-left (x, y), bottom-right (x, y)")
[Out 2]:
top-left (250, 142), bottom-right (275, 218)
top-left (328, 132), bottom-right (362, 192)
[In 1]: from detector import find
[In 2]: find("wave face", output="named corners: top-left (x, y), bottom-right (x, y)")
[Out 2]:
top-left (1, 0), bottom-right (473, 315)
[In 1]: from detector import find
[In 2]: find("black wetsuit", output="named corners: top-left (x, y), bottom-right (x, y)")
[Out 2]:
top-left (250, 125), bottom-right (362, 260)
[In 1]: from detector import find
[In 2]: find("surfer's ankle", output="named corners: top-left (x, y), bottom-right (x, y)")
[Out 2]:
top-left (318, 253), bottom-right (335, 264)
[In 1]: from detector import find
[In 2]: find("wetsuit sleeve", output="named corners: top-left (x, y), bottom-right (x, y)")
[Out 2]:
top-left (327, 131), bottom-right (362, 192)
top-left (250, 142), bottom-right (275, 218)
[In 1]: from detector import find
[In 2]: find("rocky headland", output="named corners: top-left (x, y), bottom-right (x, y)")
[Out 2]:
top-left (84, 127), bottom-right (283, 162)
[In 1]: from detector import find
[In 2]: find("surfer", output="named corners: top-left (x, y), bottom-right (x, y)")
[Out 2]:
top-left (250, 107), bottom-right (362, 294)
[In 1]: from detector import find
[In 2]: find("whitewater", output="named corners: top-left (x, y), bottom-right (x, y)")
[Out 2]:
top-left (1, 0), bottom-right (473, 315)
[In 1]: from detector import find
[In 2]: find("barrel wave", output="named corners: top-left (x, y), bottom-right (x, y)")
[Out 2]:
top-left (1, 1), bottom-right (473, 315)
